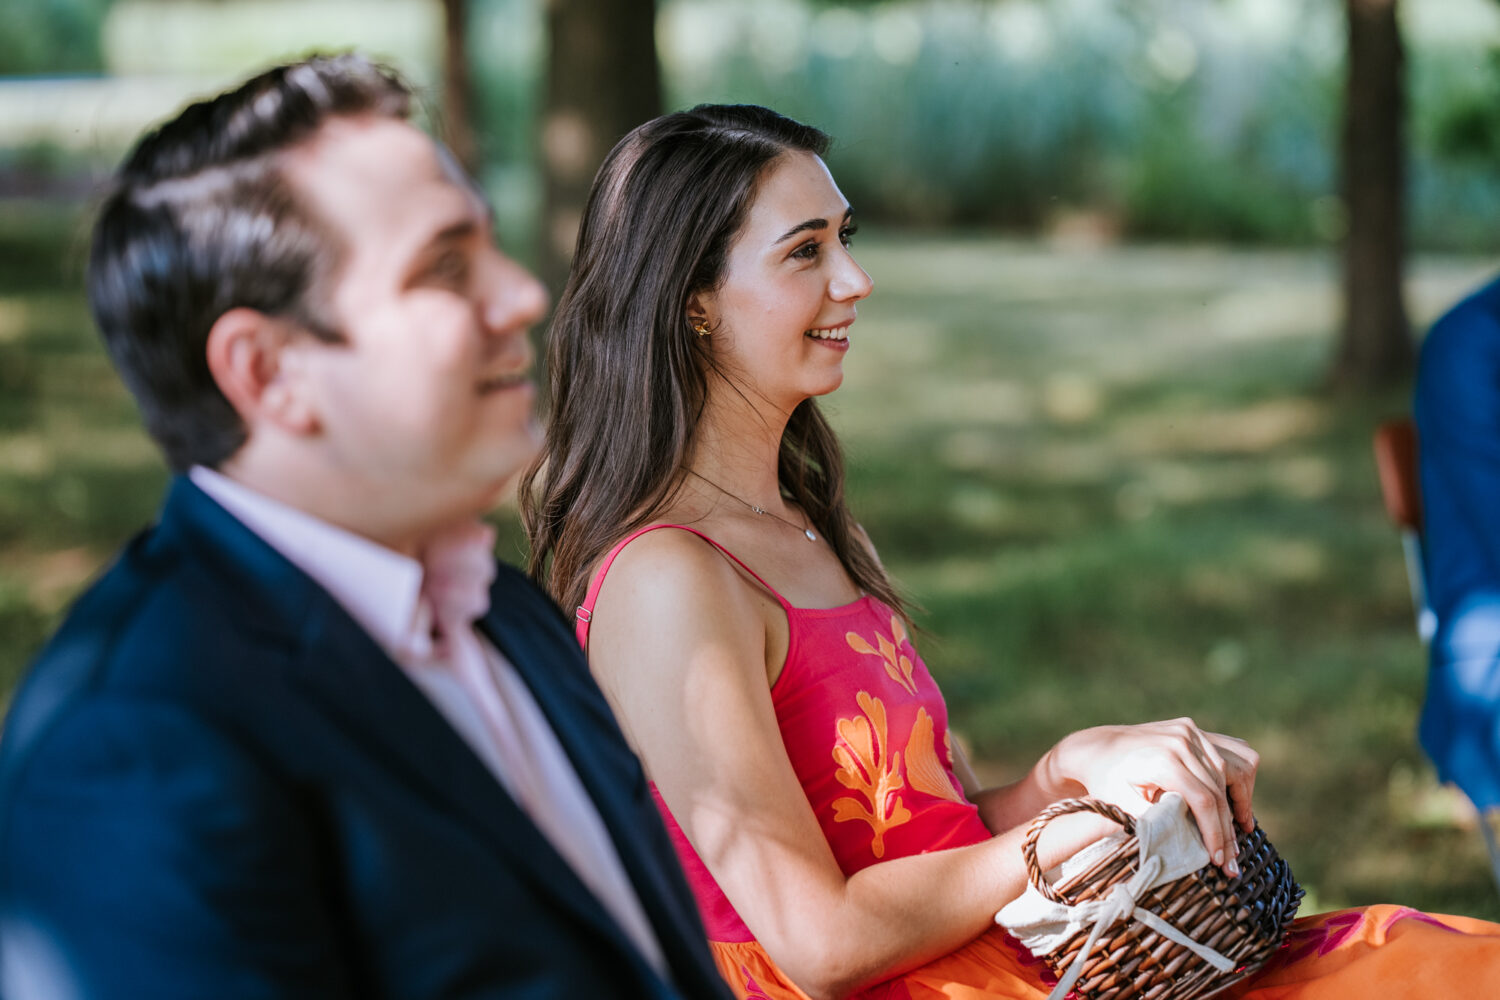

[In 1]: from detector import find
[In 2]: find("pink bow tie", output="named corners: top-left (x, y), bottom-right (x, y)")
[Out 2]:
top-left (417, 519), bottom-right (498, 656)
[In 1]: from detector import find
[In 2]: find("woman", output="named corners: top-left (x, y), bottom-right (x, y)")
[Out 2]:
top-left (522, 105), bottom-right (1500, 1000)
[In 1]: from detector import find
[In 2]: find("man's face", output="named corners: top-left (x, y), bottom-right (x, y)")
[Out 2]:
top-left (279, 115), bottom-right (547, 542)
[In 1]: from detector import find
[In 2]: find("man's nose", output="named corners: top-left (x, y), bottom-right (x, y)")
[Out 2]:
top-left (481, 253), bottom-right (550, 333)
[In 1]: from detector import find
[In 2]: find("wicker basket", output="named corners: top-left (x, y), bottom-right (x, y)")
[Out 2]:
top-left (1020, 797), bottom-right (1304, 1000)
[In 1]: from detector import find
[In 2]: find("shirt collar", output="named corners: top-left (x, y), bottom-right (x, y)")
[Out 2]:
top-left (189, 466), bottom-right (430, 660)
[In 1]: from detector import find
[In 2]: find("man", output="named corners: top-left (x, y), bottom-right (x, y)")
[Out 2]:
top-left (1414, 272), bottom-right (1500, 884)
top-left (0, 55), bottom-right (733, 999)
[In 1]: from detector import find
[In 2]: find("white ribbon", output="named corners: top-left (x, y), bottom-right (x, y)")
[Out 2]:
top-left (1041, 852), bottom-right (1236, 1000)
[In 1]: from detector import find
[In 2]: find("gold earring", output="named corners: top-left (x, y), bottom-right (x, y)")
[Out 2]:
top-left (693, 320), bottom-right (711, 338)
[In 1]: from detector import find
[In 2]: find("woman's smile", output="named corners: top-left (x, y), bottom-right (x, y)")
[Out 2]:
top-left (805, 320), bottom-right (853, 344)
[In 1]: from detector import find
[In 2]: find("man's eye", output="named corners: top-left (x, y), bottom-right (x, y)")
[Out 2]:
top-left (426, 251), bottom-right (470, 287)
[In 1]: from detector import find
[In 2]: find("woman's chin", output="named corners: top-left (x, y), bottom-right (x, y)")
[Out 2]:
top-left (811, 369), bottom-right (846, 398)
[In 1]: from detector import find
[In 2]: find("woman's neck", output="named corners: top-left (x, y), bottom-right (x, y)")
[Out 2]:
top-left (687, 384), bottom-right (795, 510)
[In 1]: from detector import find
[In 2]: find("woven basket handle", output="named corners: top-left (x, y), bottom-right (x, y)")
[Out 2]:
top-left (1022, 797), bottom-right (1137, 904)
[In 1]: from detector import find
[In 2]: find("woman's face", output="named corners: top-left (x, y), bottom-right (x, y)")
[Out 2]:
top-left (694, 150), bottom-right (873, 412)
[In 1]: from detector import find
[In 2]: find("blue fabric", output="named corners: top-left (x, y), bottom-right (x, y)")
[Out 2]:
top-left (1415, 273), bottom-right (1500, 811)
top-left (0, 478), bottom-right (734, 1000)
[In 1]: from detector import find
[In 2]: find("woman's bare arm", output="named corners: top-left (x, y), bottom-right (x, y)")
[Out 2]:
top-left (587, 530), bottom-right (1070, 997)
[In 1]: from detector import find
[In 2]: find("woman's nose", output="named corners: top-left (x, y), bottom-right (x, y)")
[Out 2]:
top-left (831, 250), bottom-right (874, 302)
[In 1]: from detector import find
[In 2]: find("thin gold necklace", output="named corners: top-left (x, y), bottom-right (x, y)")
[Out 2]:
top-left (686, 469), bottom-right (818, 542)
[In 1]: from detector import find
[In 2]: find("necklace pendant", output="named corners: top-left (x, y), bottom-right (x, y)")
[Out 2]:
top-left (686, 469), bottom-right (818, 543)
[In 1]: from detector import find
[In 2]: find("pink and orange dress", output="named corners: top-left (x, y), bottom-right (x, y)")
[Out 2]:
top-left (577, 525), bottom-right (1500, 1000)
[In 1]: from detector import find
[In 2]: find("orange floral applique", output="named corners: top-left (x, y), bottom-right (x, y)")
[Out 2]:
top-left (905, 708), bottom-right (965, 803)
top-left (831, 691), bottom-right (911, 858)
top-left (845, 615), bottom-right (918, 694)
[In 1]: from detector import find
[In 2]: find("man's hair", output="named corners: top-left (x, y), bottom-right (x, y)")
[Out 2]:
top-left (88, 54), bottom-right (411, 471)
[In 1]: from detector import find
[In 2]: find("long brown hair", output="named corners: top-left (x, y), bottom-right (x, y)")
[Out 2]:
top-left (521, 104), bottom-right (906, 620)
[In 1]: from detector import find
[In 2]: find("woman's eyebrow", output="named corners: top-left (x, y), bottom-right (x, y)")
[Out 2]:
top-left (772, 206), bottom-right (854, 245)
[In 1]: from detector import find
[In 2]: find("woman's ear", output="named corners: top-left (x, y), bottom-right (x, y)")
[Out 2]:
top-left (685, 290), bottom-right (710, 326)
top-left (686, 291), bottom-right (715, 336)
top-left (205, 309), bottom-right (320, 435)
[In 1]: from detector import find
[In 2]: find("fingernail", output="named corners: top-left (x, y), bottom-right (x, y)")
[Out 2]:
top-left (1227, 859), bottom-right (1241, 878)
top-left (1213, 849), bottom-right (1224, 866)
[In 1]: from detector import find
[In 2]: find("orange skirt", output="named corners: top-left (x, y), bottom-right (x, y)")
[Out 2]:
top-left (710, 905), bottom-right (1500, 1000)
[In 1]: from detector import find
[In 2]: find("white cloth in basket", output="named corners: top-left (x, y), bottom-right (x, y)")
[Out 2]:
top-left (995, 792), bottom-right (1235, 1000)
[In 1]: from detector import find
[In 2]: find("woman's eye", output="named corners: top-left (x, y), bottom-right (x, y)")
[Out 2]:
top-left (840, 223), bottom-right (858, 247)
top-left (791, 240), bottom-right (820, 261)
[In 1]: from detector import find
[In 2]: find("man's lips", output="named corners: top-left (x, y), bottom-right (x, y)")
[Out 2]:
top-left (477, 371), bottom-right (532, 392)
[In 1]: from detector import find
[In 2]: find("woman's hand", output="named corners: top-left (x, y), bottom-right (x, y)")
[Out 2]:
top-left (1038, 718), bottom-right (1259, 876)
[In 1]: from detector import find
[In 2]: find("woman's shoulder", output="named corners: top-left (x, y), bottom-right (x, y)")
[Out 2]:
top-left (596, 523), bottom-right (763, 613)
top-left (587, 523), bottom-right (777, 679)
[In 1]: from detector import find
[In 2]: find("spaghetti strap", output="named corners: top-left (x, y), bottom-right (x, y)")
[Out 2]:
top-left (575, 524), bottom-right (791, 650)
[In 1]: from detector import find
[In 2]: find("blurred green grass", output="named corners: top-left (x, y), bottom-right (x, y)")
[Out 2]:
top-left (2, 208), bottom-right (1497, 921)
top-left (836, 234), bottom-right (1499, 921)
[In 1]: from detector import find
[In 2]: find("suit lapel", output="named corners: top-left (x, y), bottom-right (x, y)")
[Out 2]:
top-left (290, 594), bottom-right (659, 957)
top-left (480, 572), bottom-right (726, 995)
top-left (163, 481), bottom-right (646, 967)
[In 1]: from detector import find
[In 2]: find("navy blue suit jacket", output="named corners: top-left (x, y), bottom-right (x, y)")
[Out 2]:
top-left (1416, 272), bottom-right (1500, 811)
top-left (0, 478), bottom-right (734, 999)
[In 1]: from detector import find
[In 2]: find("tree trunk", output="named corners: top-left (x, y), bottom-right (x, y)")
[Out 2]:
top-left (1329, 0), bottom-right (1412, 391)
top-left (538, 0), bottom-right (662, 296)
top-left (440, 0), bottom-right (478, 175)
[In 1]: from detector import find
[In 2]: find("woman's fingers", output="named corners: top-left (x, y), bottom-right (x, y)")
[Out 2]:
top-left (1209, 732), bottom-right (1259, 831)
top-left (1174, 769), bottom-right (1238, 874)
top-left (1156, 723), bottom-right (1238, 873)
top-left (1059, 719), bottom-right (1259, 877)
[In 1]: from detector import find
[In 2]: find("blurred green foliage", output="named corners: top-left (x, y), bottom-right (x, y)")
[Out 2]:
top-left (5, 0), bottom-right (1500, 253)
top-left (0, 202), bottom-right (167, 699)
top-left (654, 0), bottom-right (1497, 252)
top-left (0, 0), bottom-right (113, 75)
top-left (1417, 44), bottom-right (1500, 251)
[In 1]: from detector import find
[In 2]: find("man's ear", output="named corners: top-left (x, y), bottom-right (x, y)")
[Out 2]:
top-left (205, 308), bottom-right (319, 435)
